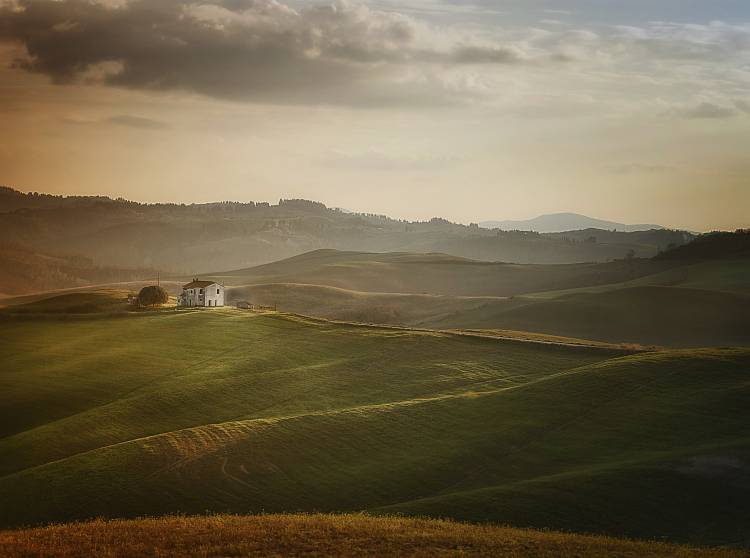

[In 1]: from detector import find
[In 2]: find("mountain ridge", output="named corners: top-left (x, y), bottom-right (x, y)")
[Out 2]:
top-left (481, 212), bottom-right (665, 233)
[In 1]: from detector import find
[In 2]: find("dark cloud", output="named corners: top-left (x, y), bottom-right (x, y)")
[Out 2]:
top-left (0, 0), bottom-right (526, 106)
top-left (451, 45), bottom-right (522, 64)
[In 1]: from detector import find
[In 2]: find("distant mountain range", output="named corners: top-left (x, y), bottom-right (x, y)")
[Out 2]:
top-left (480, 213), bottom-right (665, 233)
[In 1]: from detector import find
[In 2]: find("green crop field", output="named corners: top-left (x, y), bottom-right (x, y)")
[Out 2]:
top-left (1, 298), bottom-right (749, 547)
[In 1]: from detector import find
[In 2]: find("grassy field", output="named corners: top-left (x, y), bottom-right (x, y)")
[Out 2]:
top-left (1, 514), bottom-right (745, 558)
top-left (226, 282), bottom-right (750, 347)
top-left (1, 299), bottom-right (749, 547)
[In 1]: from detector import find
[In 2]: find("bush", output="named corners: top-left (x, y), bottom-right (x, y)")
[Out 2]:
top-left (138, 285), bottom-right (169, 306)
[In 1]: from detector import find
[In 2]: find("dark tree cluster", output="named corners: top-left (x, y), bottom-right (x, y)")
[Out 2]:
top-left (137, 285), bottom-right (169, 306)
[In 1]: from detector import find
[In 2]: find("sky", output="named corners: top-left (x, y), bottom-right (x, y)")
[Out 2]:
top-left (0, 0), bottom-right (749, 231)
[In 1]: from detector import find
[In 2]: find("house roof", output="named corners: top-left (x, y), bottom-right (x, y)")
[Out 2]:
top-left (183, 280), bottom-right (218, 289)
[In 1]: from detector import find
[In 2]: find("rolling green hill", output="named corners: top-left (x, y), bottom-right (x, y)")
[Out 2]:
top-left (1, 515), bottom-right (744, 558)
top-left (226, 282), bottom-right (509, 326)
top-left (219, 249), bottom-right (674, 297)
top-left (217, 250), bottom-right (750, 347)
top-left (1, 304), bottom-right (748, 547)
top-left (224, 282), bottom-right (750, 348)
top-left (427, 286), bottom-right (750, 347)
top-left (525, 258), bottom-right (750, 299)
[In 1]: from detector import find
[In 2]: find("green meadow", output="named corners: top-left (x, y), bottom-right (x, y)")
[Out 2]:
top-left (1, 303), bottom-right (748, 547)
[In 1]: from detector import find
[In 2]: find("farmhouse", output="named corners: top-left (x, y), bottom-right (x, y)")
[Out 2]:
top-left (180, 279), bottom-right (225, 307)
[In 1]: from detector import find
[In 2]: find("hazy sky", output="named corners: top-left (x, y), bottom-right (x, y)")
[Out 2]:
top-left (1, 0), bottom-right (749, 230)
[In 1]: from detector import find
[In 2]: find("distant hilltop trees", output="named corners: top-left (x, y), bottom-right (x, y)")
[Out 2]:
top-left (656, 229), bottom-right (750, 260)
top-left (278, 199), bottom-right (328, 212)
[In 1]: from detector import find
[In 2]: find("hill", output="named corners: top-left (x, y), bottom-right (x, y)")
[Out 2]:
top-left (428, 286), bottom-right (750, 347)
top-left (224, 283), bottom-right (750, 347)
top-left (480, 212), bottom-right (665, 233)
top-left (0, 245), bottom-right (157, 297)
top-left (219, 249), bottom-right (676, 297)
top-left (656, 230), bottom-right (750, 261)
top-left (0, 515), bottom-right (744, 558)
top-left (216, 249), bottom-right (749, 347)
top-left (0, 188), bottom-right (692, 296)
top-left (1, 307), bottom-right (749, 546)
top-left (525, 259), bottom-right (750, 299)
top-left (227, 283), bottom-right (504, 326)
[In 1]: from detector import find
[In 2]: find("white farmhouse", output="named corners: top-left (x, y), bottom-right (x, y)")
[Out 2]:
top-left (179, 279), bottom-right (225, 307)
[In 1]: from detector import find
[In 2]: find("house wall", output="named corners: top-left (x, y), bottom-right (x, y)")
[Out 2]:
top-left (204, 284), bottom-right (225, 307)
top-left (181, 283), bottom-right (224, 307)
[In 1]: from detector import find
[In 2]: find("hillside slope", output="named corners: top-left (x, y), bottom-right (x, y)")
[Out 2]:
top-left (0, 515), bottom-right (744, 558)
top-left (227, 283), bottom-right (506, 326)
top-left (225, 283), bottom-right (750, 347)
top-left (219, 249), bottom-right (675, 297)
top-left (0, 246), bottom-right (156, 297)
top-left (525, 259), bottom-right (750, 299)
top-left (218, 250), bottom-right (750, 347)
top-left (1, 308), bottom-right (748, 546)
top-left (426, 286), bottom-right (750, 347)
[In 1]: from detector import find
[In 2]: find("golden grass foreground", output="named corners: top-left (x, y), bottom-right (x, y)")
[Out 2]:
top-left (0, 514), bottom-right (745, 558)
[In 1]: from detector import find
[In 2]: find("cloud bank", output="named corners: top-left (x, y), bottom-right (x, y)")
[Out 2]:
top-left (0, 0), bottom-right (748, 114)
top-left (0, 0), bottom-right (534, 106)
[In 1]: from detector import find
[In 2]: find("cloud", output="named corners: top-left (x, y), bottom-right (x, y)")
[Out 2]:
top-left (679, 101), bottom-right (737, 119)
top-left (610, 21), bottom-right (750, 62)
top-left (60, 112), bottom-right (169, 129)
top-left (0, 0), bottom-right (534, 107)
top-left (1, 0), bottom-right (747, 116)
top-left (107, 114), bottom-right (168, 130)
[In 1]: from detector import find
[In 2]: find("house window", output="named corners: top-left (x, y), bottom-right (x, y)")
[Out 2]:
top-left (217, 289), bottom-right (220, 295)
top-left (200, 288), bottom-right (204, 294)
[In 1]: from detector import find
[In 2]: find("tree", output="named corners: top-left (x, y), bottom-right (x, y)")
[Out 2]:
top-left (138, 285), bottom-right (168, 306)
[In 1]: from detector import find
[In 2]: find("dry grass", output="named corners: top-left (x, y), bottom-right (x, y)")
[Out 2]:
top-left (0, 514), bottom-right (744, 558)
